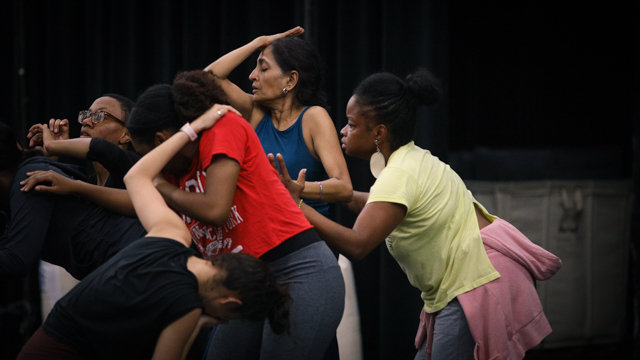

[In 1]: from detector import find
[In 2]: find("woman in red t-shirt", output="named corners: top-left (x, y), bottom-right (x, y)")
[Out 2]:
top-left (127, 70), bottom-right (345, 360)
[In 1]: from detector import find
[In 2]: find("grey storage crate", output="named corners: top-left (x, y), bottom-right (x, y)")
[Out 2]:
top-left (466, 180), bottom-right (634, 349)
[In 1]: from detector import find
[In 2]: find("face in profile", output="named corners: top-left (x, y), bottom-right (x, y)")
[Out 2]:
top-left (340, 95), bottom-right (376, 159)
top-left (248, 46), bottom-right (289, 103)
top-left (79, 97), bottom-right (129, 146)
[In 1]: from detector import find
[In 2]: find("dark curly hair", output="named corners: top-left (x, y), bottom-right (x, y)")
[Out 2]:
top-left (270, 37), bottom-right (328, 109)
top-left (353, 68), bottom-right (442, 151)
top-left (172, 70), bottom-right (228, 122)
top-left (209, 253), bottom-right (291, 334)
top-left (127, 70), bottom-right (227, 147)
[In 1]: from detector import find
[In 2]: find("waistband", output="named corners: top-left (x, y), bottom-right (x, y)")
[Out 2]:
top-left (260, 229), bottom-right (320, 263)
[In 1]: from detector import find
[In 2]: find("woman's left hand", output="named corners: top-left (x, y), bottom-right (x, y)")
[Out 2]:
top-left (190, 104), bottom-right (242, 134)
top-left (268, 153), bottom-right (306, 199)
top-left (20, 170), bottom-right (77, 194)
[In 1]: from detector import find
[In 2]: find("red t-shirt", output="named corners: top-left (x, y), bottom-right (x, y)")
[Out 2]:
top-left (165, 113), bottom-right (313, 258)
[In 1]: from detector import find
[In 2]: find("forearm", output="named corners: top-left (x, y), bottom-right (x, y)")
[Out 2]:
top-left (71, 181), bottom-right (136, 217)
top-left (44, 138), bottom-right (91, 159)
top-left (156, 181), bottom-right (230, 227)
top-left (301, 178), bottom-right (353, 203)
top-left (126, 132), bottom-right (190, 185)
top-left (344, 191), bottom-right (369, 214)
top-left (204, 37), bottom-right (266, 78)
top-left (300, 203), bottom-right (370, 261)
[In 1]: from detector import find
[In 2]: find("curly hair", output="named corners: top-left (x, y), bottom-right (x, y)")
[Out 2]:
top-left (127, 70), bottom-right (227, 147)
top-left (209, 253), bottom-right (291, 335)
top-left (172, 70), bottom-right (228, 123)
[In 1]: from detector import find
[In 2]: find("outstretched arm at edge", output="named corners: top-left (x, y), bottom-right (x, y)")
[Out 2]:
top-left (270, 153), bottom-right (405, 261)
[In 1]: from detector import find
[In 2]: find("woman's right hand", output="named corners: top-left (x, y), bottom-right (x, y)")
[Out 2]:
top-left (268, 153), bottom-right (306, 200)
top-left (190, 104), bottom-right (242, 134)
top-left (259, 26), bottom-right (305, 49)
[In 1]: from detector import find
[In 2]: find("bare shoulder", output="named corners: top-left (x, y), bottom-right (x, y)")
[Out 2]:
top-left (303, 106), bottom-right (331, 120)
top-left (302, 106), bottom-right (335, 130)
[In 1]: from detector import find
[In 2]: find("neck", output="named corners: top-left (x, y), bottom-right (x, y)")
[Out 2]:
top-left (188, 257), bottom-right (224, 295)
top-left (261, 94), bottom-right (301, 122)
top-left (270, 104), bottom-right (304, 129)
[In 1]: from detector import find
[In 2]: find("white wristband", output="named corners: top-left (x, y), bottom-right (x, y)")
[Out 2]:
top-left (180, 123), bottom-right (198, 142)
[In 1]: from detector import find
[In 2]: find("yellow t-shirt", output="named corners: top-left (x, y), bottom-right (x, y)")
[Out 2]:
top-left (367, 142), bottom-right (500, 313)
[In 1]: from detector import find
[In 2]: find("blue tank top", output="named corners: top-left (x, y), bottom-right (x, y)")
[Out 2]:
top-left (255, 107), bottom-right (330, 216)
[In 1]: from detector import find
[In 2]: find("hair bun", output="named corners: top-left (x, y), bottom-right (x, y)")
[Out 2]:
top-left (404, 68), bottom-right (442, 108)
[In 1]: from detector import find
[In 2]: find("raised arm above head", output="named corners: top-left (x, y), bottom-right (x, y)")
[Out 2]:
top-left (203, 27), bottom-right (304, 123)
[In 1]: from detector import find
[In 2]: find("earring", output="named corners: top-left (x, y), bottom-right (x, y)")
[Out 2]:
top-left (283, 88), bottom-right (288, 94)
top-left (370, 139), bottom-right (386, 178)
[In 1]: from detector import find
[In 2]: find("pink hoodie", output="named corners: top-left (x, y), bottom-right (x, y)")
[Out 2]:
top-left (415, 218), bottom-right (562, 360)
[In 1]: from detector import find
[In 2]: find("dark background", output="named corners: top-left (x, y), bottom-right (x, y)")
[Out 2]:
top-left (1, 1), bottom-right (638, 359)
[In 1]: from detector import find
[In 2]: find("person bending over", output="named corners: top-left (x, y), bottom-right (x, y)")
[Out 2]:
top-left (17, 104), bottom-right (290, 360)
top-left (273, 69), bottom-right (562, 360)
top-left (126, 70), bottom-right (344, 360)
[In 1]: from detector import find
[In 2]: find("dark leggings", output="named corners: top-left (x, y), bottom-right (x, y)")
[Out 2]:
top-left (17, 327), bottom-right (85, 360)
top-left (206, 239), bottom-right (345, 360)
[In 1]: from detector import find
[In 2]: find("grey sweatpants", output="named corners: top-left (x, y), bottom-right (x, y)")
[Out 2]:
top-left (414, 298), bottom-right (476, 360)
top-left (206, 241), bottom-right (345, 360)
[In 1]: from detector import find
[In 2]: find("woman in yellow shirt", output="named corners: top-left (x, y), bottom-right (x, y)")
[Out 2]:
top-left (273, 68), bottom-right (560, 360)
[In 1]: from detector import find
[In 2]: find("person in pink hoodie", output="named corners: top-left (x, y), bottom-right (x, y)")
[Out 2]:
top-left (272, 68), bottom-right (562, 360)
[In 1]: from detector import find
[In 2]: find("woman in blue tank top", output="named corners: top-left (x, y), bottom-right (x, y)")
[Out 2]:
top-left (204, 26), bottom-right (352, 217)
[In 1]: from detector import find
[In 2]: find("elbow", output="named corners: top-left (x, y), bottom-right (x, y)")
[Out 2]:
top-left (326, 179), bottom-right (353, 203)
top-left (199, 208), bottom-right (232, 228)
top-left (337, 188), bottom-right (354, 203)
top-left (349, 248), bottom-right (369, 262)
top-left (122, 171), bottom-right (136, 189)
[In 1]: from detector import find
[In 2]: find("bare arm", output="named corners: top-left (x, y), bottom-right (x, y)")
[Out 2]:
top-left (124, 105), bottom-right (235, 243)
top-left (299, 106), bottom-right (352, 203)
top-left (20, 171), bottom-right (136, 216)
top-left (268, 155), bottom-right (404, 260)
top-left (302, 200), bottom-right (406, 261)
top-left (152, 309), bottom-right (201, 360)
top-left (204, 27), bottom-right (304, 124)
top-left (155, 155), bottom-right (240, 227)
top-left (344, 191), bottom-right (369, 214)
top-left (27, 123), bottom-right (89, 159)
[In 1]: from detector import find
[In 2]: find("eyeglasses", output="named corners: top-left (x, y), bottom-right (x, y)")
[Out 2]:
top-left (78, 110), bottom-right (125, 126)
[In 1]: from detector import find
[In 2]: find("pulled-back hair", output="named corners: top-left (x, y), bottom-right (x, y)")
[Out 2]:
top-left (353, 68), bottom-right (442, 151)
top-left (127, 70), bottom-right (227, 147)
top-left (270, 37), bottom-right (328, 109)
top-left (210, 253), bottom-right (291, 334)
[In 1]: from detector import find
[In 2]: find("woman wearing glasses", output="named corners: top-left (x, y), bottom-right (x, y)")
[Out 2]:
top-left (0, 121), bottom-right (146, 279)
top-left (23, 95), bottom-right (142, 216)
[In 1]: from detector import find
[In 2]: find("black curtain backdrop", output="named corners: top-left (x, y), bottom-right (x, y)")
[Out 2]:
top-left (1, 1), bottom-right (637, 360)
